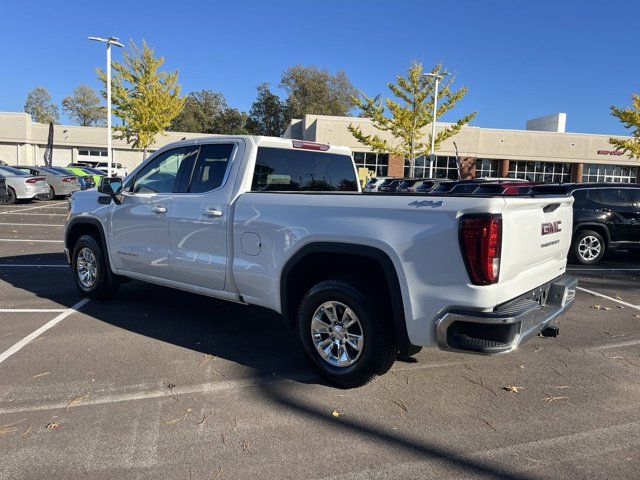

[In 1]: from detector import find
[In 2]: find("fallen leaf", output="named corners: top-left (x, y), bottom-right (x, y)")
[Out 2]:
top-left (199, 354), bottom-right (216, 368)
top-left (20, 425), bottom-right (32, 439)
top-left (331, 410), bottom-right (341, 417)
top-left (196, 411), bottom-right (212, 425)
top-left (391, 399), bottom-right (408, 412)
top-left (65, 394), bottom-right (90, 412)
top-left (481, 418), bottom-right (497, 431)
top-left (212, 466), bottom-right (223, 480)
top-left (592, 305), bottom-right (611, 311)
top-left (502, 385), bottom-right (523, 394)
top-left (544, 396), bottom-right (569, 403)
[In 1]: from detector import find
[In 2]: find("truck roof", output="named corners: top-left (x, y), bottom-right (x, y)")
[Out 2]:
top-left (157, 135), bottom-right (353, 157)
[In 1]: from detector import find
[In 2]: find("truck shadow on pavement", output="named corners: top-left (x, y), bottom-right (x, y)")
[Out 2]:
top-left (4, 253), bottom-right (544, 479)
top-left (1, 252), bottom-right (320, 384)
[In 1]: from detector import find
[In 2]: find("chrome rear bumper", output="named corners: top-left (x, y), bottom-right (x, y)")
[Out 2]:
top-left (436, 274), bottom-right (578, 354)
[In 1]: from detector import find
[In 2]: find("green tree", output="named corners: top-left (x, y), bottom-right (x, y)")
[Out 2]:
top-left (62, 84), bottom-right (105, 126)
top-left (280, 65), bottom-right (356, 120)
top-left (609, 93), bottom-right (640, 159)
top-left (24, 87), bottom-right (59, 124)
top-left (348, 62), bottom-right (476, 177)
top-left (245, 83), bottom-right (287, 136)
top-left (169, 90), bottom-right (248, 134)
top-left (98, 40), bottom-right (184, 155)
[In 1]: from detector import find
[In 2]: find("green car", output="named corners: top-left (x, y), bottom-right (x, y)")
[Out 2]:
top-left (65, 167), bottom-right (105, 187)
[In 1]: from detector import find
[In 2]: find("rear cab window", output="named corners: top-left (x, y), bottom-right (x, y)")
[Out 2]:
top-left (251, 147), bottom-right (358, 192)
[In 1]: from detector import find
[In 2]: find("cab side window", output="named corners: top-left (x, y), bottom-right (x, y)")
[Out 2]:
top-left (188, 144), bottom-right (234, 193)
top-left (132, 147), bottom-right (198, 194)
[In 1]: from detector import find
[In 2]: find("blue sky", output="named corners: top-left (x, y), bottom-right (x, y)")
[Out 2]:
top-left (0, 0), bottom-right (637, 134)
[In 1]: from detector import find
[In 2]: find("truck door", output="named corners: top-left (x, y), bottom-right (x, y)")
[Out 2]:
top-left (168, 142), bottom-right (236, 291)
top-left (109, 146), bottom-right (198, 278)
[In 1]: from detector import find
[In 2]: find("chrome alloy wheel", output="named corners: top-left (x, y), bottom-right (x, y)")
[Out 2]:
top-left (578, 235), bottom-right (601, 261)
top-left (76, 247), bottom-right (97, 288)
top-left (311, 301), bottom-right (364, 367)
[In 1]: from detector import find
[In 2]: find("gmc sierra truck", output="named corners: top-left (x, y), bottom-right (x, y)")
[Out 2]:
top-left (64, 136), bottom-right (577, 388)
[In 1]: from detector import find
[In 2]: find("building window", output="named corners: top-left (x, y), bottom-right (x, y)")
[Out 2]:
top-left (476, 159), bottom-right (499, 178)
top-left (78, 148), bottom-right (108, 157)
top-left (404, 155), bottom-right (459, 179)
top-left (582, 163), bottom-right (637, 183)
top-left (353, 152), bottom-right (389, 177)
top-left (507, 161), bottom-right (571, 183)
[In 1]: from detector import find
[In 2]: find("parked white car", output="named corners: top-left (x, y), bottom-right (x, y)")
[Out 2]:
top-left (64, 136), bottom-right (577, 387)
top-left (0, 165), bottom-right (50, 204)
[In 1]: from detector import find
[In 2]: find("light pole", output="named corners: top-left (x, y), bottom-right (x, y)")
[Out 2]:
top-left (423, 72), bottom-right (450, 178)
top-left (89, 36), bottom-right (123, 178)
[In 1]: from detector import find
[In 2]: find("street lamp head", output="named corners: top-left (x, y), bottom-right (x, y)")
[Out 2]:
top-left (422, 72), bottom-right (451, 79)
top-left (88, 36), bottom-right (124, 48)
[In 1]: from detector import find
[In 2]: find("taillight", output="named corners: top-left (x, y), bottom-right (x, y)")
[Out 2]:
top-left (62, 177), bottom-right (77, 183)
top-left (26, 177), bottom-right (45, 184)
top-left (292, 140), bottom-right (330, 151)
top-left (459, 214), bottom-right (502, 285)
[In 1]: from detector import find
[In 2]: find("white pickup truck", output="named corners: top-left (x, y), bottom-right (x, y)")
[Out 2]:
top-left (64, 136), bottom-right (577, 387)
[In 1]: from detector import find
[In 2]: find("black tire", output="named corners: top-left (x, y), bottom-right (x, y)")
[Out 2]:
top-left (3, 187), bottom-right (17, 205)
top-left (298, 279), bottom-right (397, 388)
top-left (572, 229), bottom-right (606, 265)
top-left (71, 234), bottom-right (120, 299)
top-left (44, 186), bottom-right (55, 201)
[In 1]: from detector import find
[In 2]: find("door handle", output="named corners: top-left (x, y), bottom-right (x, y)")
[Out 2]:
top-left (152, 205), bottom-right (168, 214)
top-left (203, 208), bottom-right (223, 218)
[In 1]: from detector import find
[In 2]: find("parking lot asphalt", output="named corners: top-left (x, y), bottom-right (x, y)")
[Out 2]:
top-left (0, 200), bottom-right (639, 480)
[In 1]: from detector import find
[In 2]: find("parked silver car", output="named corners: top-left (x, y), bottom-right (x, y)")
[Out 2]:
top-left (0, 166), bottom-right (50, 204)
top-left (12, 165), bottom-right (81, 200)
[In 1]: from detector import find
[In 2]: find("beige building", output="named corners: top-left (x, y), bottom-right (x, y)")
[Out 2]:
top-left (0, 112), bottom-right (208, 171)
top-left (1, 111), bottom-right (637, 184)
top-left (284, 114), bottom-right (639, 183)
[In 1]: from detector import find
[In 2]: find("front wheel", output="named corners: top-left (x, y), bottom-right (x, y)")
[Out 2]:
top-left (572, 230), bottom-right (605, 265)
top-left (298, 279), bottom-right (396, 388)
top-left (71, 235), bottom-right (120, 298)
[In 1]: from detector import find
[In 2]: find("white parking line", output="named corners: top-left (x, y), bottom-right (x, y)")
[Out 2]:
top-left (0, 264), bottom-right (67, 268)
top-left (0, 308), bottom-right (67, 313)
top-left (577, 286), bottom-right (640, 311)
top-left (0, 223), bottom-right (64, 227)
top-left (0, 212), bottom-right (67, 216)
top-left (0, 204), bottom-right (65, 214)
top-left (0, 298), bottom-right (89, 365)
top-left (0, 239), bottom-right (63, 243)
top-left (568, 268), bottom-right (640, 272)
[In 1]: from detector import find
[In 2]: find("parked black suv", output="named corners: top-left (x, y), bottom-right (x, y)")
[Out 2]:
top-left (533, 183), bottom-right (640, 265)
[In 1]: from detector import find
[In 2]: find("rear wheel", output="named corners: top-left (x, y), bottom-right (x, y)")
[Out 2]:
top-left (298, 279), bottom-right (396, 388)
top-left (71, 235), bottom-right (120, 299)
top-left (2, 187), bottom-right (17, 205)
top-left (572, 230), bottom-right (605, 265)
top-left (43, 186), bottom-right (55, 201)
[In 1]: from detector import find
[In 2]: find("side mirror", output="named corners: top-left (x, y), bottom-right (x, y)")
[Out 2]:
top-left (98, 176), bottom-right (124, 198)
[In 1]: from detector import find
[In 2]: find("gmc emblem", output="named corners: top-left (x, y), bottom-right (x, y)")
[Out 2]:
top-left (541, 221), bottom-right (562, 236)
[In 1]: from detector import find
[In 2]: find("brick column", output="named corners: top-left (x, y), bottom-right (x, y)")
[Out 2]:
top-left (459, 157), bottom-right (476, 180)
top-left (570, 162), bottom-right (583, 182)
top-left (499, 159), bottom-right (509, 178)
top-left (388, 154), bottom-right (405, 177)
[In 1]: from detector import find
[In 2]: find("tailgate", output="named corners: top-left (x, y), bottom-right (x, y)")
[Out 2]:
top-left (497, 195), bottom-right (574, 304)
